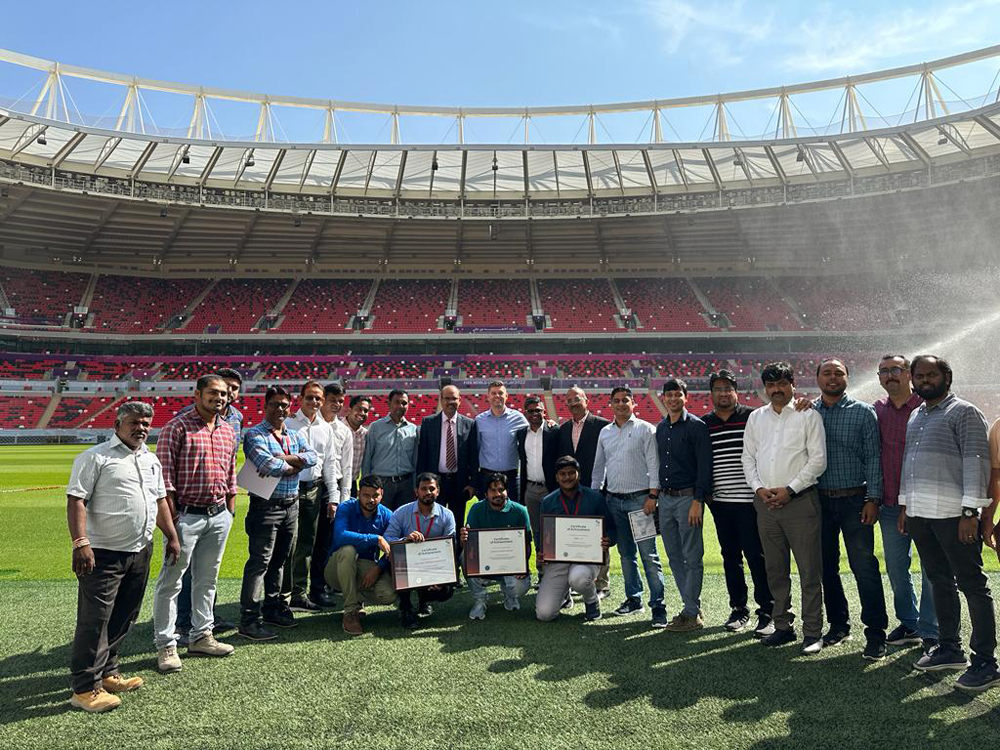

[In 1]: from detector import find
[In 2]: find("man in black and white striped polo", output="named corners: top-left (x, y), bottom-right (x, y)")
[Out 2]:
top-left (702, 370), bottom-right (774, 637)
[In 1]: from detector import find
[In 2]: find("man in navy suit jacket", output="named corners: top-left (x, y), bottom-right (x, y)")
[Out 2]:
top-left (416, 384), bottom-right (479, 527)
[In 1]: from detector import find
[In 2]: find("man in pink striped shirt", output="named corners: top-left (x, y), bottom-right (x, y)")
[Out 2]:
top-left (152, 374), bottom-right (239, 674)
top-left (873, 354), bottom-right (937, 652)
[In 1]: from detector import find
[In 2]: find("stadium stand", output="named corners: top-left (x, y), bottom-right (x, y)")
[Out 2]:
top-left (0, 395), bottom-right (50, 429)
top-left (559, 359), bottom-right (631, 378)
top-left (0, 358), bottom-right (63, 379)
top-left (47, 396), bottom-right (119, 428)
top-left (75, 360), bottom-right (145, 380)
top-left (86, 275), bottom-right (209, 333)
top-left (274, 279), bottom-right (373, 333)
top-left (1, 268), bottom-right (89, 324)
top-left (457, 279), bottom-right (532, 327)
top-left (462, 360), bottom-right (529, 379)
top-left (365, 280), bottom-right (449, 333)
top-left (537, 279), bottom-right (620, 332)
top-left (257, 360), bottom-right (351, 380)
top-left (617, 278), bottom-right (714, 331)
top-left (364, 360), bottom-right (442, 380)
top-left (184, 278), bottom-right (292, 334)
top-left (698, 277), bottom-right (806, 331)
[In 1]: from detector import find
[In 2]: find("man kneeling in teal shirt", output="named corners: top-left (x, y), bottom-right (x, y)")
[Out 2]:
top-left (460, 473), bottom-right (533, 620)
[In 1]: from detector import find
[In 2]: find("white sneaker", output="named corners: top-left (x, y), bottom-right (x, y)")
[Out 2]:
top-left (754, 619), bottom-right (776, 639)
top-left (157, 645), bottom-right (182, 673)
top-left (469, 601), bottom-right (487, 620)
top-left (503, 595), bottom-right (520, 611)
top-left (801, 636), bottom-right (823, 655)
top-left (188, 633), bottom-right (234, 657)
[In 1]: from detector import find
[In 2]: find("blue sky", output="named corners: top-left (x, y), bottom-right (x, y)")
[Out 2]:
top-left (2, 0), bottom-right (1000, 143)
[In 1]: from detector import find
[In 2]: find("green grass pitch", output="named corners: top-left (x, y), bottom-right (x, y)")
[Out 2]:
top-left (2, 444), bottom-right (999, 749)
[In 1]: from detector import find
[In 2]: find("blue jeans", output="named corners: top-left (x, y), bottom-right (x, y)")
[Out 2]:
top-left (820, 493), bottom-right (888, 639)
top-left (879, 504), bottom-right (938, 639)
top-left (468, 575), bottom-right (531, 603)
top-left (606, 491), bottom-right (664, 608)
top-left (659, 493), bottom-right (704, 617)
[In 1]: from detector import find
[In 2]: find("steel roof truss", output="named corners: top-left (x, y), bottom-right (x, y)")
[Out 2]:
top-left (702, 149), bottom-right (723, 189)
top-left (973, 114), bottom-right (1000, 143)
top-left (640, 150), bottom-right (659, 194)
top-left (764, 145), bottom-right (787, 184)
top-left (233, 147), bottom-right (254, 185)
top-left (299, 150), bottom-right (316, 190)
top-left (94, 136), bottom-right (123, 170)
top-left (198, 146), bottom-right (223, 185)
top-left (51, 131), bottom-right (86, 167)
top-left (898, 132), bottom-right (931, 165)
top-left (673, 150), bottom-right (691, 189)
top-left (10, 123), bottom-right (48, 158)
top-left (581, 151), bottom-right (595, 199)
top-left (329, 150), bottom-right (348, 195)
top-left (393, 151), bottom-right (407, 199)
top-left (936, 124), bottom-right (972, 156)
top-left (167, 145), bottom-right (191, 182)
top-left (264, 149), bottom-right (286, 191)
top-left (611, 151), bottom-right (625, 195)
top-left (130, 141), bottom-right (156, 175)
top-left (863, 137), bottom-right (891, 170)
top-left (733, 147), bottom-right (753, 183)
top-left (828, 141), bottom-right (854, 177)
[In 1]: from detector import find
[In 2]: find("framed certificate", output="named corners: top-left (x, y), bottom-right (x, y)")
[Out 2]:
top-left (628, 508), bottom-right (657, 542)
top-left (390, 536), bottom-right (458, 591)
top-left (541, 514), bottom-right (604, 565)
top-left (464, 527), bottom-right (528, 577)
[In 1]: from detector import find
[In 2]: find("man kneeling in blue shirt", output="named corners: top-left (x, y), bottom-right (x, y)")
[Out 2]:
top-left (326, 475), bottom-right (397, 636)
top-left (386, 472), bottom-right (458, 629)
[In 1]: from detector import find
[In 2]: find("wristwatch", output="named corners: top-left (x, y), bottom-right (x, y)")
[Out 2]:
top-left (784, 486), bottom-right (795, 498)
top-left (961, 507), bottom-right (981, 519)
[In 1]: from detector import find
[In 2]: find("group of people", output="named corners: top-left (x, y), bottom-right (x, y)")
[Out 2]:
top-left (65, 355), bottom-right (1000, 713)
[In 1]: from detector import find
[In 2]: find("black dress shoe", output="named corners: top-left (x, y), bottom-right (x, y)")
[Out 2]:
top-left (238, 621), bottom-right (277, 641)
top-left (212, 616), bottom-right (236, 634)
top-left (262, 608), bottom-right (297, 629)
top-left (311, 590), bottom-right (338, 609)
top-left (401, 610), bottom-right (420, 630)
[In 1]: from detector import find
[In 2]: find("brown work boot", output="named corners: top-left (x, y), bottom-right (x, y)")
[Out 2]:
top-left (342, 611), bottom-right (364, 636)
top-left (666, 613), bottom-right (705, 632)
top-left (69, 687), bottom-right (121, 713)
top-left (102, 674), bottom-right (144, 693)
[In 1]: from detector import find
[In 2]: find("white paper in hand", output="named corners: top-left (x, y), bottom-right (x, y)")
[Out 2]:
top-left (628, 508), bottom-right (657, 542)
top-left (237, 461), bottom-right (281, 498)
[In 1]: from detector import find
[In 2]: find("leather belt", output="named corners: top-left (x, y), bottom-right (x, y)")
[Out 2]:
top-left (438, 472), bottom-right (459, 479)
top-left (608, 490), bottom-right (646, 498)
top-left (527, 480), bottom-right (546, 486)
top-left (662, 487), bottom-right (694, 496)
top-left (819, 486), bottom-right (865, 498)
top-left (178, 501), bottom-right (227, 516)
top-left (380, 473), bottom-right (413, 483)
top-left (250, 494), bottom-right (298, 508)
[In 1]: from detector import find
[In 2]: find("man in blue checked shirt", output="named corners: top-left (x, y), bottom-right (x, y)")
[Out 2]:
top-left (326, 475), bottom-right (396, 636)
top-left (238, 386), bottom-right (317, 642)
top-left (812, 358), bottom-right (888, 660)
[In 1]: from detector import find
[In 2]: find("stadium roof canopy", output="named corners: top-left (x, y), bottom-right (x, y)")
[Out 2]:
top-left (2, 46), bottom-right (1000, 271)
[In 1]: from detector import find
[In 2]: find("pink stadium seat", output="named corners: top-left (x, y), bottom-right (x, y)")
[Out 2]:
top-left (617, 278), bottom-right (713, 332)
top-left (457, 279), bottom-right (532, 327)
top-left (273, 279), bottom-right (372, 333)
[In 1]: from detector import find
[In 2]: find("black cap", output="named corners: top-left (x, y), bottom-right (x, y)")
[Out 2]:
top-left (709, 369), bottom-right (738, 390)
top-left (554, 455), bottom-right (580, 471)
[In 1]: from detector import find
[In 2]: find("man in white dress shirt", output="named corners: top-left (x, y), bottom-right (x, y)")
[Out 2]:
top-left (66, 401), bottom-right (180, 712)
top-left (741, 362), bottom-right (827, 655)
top-left (283, 380), bottom-right (353, 612)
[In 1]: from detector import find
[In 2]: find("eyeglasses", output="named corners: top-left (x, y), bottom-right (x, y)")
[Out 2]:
top-left (525, 408), bottom-right (544, 414)
top-left (877, 366), bottom-right (907, 377)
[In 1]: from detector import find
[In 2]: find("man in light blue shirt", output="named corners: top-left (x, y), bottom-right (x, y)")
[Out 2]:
top-left (474, 380), bottom-right (528, 504)
top-left (361, 389), bottom-right (419, 511)
top-left (385, 472), bottom-right (457, 629)
top-left (590, 386), bottom-right (666, 627)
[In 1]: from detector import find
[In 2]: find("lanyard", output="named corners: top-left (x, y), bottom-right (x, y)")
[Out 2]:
top-left (560, 492), bottom-right (581, 516)
top-left (271, 429), bottom-right (291, 454)
top-left (414, 511), bottom-right (435, 538)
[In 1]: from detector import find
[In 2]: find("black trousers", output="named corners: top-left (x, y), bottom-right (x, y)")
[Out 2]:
top-left (438, 472), bottom-right (473, 528)
top-left (819, 493), bottom-right (888, 639)
top-left (908, 514), bottom-right (997, 666)
top-left (70, 544), bottom-right (152, 693)
top-left (309, 485), bottom-right (333, 598)
top-left (240, 496), bottom-right (299, 626)
top-left (379, 476), bottom-right (415, 512)
top-left (399, 584), bottom-right (456, 612)
top-left (709, 501), bottom-right (773, 618)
